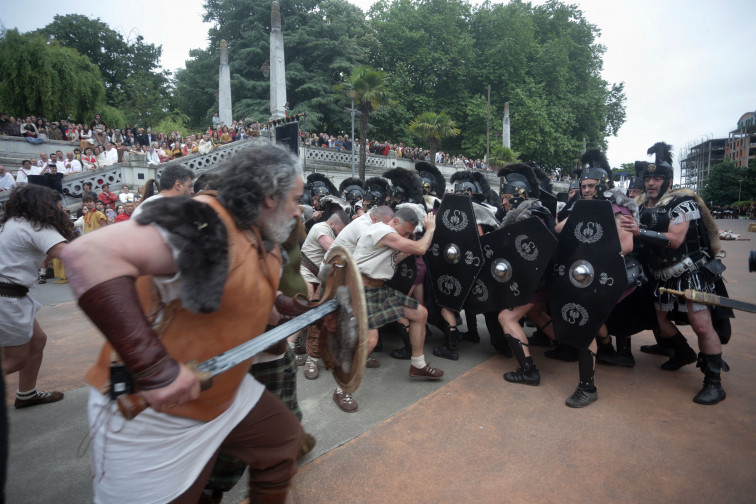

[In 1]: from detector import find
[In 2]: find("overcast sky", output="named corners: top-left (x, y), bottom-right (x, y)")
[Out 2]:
top-left (3, 0), bottom-right (755, 178)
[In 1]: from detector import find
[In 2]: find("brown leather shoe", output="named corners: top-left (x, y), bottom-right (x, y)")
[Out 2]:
top-left (366, 355), bottom-right (380, 368)
top-left (409, 363), bottom-right (444, 379)
top-left (333, 389), bottom-right (358, 413)
top-left (304, 358), bottom-right (319, 380)
top-left (14, 390), bottom-right (64, 409)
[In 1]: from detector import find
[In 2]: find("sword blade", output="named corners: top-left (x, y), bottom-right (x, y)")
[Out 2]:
top-left (198, 299), bottom-right (340, 377)
top-left (659, 287), bottom-right (756, 314)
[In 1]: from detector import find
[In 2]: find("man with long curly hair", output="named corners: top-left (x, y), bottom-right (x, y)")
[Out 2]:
top-left (0, 185), bottom-right (73, 408)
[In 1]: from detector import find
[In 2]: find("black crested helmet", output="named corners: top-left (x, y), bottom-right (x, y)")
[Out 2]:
top-left (414, 161), bottom-right (445, 197)
top-left (579, 149), bottom-right (614, 198)
top-left (339, 177), bottom-right (365, 205)
top-left (645, 141), bottom-right (674, 197)
top-left (450, 170), bottom-right (491, 204)
top-left (383, 168), bottom-right (424, 208)
top-left (497, 163), bottom-right (540, 208)
top-left (363, 177), bottom-right (390, 209)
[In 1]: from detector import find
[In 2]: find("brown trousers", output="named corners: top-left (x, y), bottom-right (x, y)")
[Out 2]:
top-left (170, 389), bottom-right (303, 503)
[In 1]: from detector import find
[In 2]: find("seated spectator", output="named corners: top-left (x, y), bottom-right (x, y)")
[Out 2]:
top-left (198, 135), bottom-right (213, 154)
top-left (157, 142), bottom-right (171, 162)
top-left (62, 152), bottom-right (82, 175)
top-left (0, 112), bottom-right (10, 135)
top-left (102, 143), bottom-right (118, 166)
top-left (90, 114), bottom-right (108, 147)
top-left (15, 160), bottom-right (43, 185)
top-left (211, 130), bottom-right (222, 148)
top-left (47, 121), bottom-right (62, 140)
top-left (145, 144), bottom-right (160, 165)
top-left (97, 183), bottom-right (118, 210)
top-left (182, 139), bottom-right (199, 156)
top-left (20, 116), bottom-right (38, 137)
top-left (114, 201), bottom-right (135, 222)
top-left (81, 147), bottom-right (99, 170)
top-left (79, 125), bottom-right (93, 150)
top-left (37, 128), bottom-right (48, 140)
top-left (0, 165), bottom-right (17, 192)
top-left (169, 141), bottom-right (183, 159)
top-left (220, 126), bottom-right (232, 144)
top-left (81, 182), bottom-right (97, 201)
top-left (118, 185), bottom-right (136, 204)
top-left (5, 117), bottom-right (22, 137)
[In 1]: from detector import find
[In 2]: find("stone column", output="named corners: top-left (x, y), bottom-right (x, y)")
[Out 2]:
top-left (269, 1), bottom-right (287, 121)
top-left (219, 40), bottom-right (233, 127)
top-left (502, 102), bottom-right (511, 149)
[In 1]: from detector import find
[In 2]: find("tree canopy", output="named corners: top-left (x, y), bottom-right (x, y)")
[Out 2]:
top-left (699, 160), bottom-right (755, 206)
top-left (0, 29), bottom-right (105, 121)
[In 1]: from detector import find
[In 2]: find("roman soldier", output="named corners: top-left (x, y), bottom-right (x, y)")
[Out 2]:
top-left (627, 142), bottom-right (733, 405)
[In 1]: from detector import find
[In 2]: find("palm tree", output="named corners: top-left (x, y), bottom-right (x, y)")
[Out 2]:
top-left (334, 66), bottom-right (392, 180)
top-left (409, 111), bottom-right (461, 165)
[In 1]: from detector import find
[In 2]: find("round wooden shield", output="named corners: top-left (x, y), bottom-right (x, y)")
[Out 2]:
top-left (317, 246), bottom-right (369, 394)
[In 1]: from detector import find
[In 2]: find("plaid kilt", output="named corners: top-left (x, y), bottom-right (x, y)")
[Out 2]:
top-left (204, 348), bottom-right (302, 493)
top-left (365, 285), bottom-right (419, 330)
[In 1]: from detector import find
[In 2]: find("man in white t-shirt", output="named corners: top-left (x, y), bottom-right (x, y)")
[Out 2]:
top-left (298, 210), bottom-right (349, 299)
top-left (0, 164), bottom-right (16, 192)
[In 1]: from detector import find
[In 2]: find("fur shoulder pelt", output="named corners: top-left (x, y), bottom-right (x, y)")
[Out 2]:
top-left (603, 187), bottom-right (640, 221)
top-left (339, 177), bottom-right (363, 194)
top-left (500, 199), bottom-right (541, 228)
top-left (383, 168), bottom-right (424, 204)
top-left (473, 202), bottom-right (500, 228)
top-left (134, 197), bottom-right (228, 314)
top-left (415, 161), bottom-right (446, 196)
top-left (307, 172), bottom-right (338, 195)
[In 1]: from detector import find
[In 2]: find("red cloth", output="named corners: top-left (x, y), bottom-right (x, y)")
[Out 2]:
top-left (115, 213), bottom-right (131, 223)
top-left (98, 191), bottom-right (118, 210)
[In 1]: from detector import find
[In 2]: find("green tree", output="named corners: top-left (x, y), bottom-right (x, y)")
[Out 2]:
top-left (409, 111), bottom-right (461, 164)
top-left (699, 161), bottom-right (749, 206)
top-left (0, 29), bottom-right (105, 121)
top-left (175, 0), bottom-right (374, 129)
top-left (489, 145), bottom-right (520, 170)
top-left (37, 15), bottom-right (171, 125)
top-left (334, 66), bottom-right (392, 180)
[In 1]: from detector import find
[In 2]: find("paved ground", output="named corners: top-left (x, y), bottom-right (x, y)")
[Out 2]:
top-left (5, 218), bottom-right (756, 503)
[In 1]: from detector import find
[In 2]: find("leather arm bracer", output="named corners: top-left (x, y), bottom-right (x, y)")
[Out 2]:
top-left (638, 229), bottom-right (671, 248)
top-left (78, 276), bottom-right (179, 391)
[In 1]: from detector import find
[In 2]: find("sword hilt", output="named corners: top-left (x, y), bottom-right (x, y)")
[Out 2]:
top-left (116, 361), bottom-right (214, 420)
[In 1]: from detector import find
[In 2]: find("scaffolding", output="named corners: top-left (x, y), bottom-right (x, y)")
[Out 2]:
top-left (679, 137), bottom-right (727, 193)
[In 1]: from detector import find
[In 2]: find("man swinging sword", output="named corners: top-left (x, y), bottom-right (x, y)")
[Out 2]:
top-left (62, 145), bottom-right (308, 503)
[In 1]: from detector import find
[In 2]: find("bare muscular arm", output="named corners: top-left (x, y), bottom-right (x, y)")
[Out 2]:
top-left (376, 213), bottom-right (436, 255)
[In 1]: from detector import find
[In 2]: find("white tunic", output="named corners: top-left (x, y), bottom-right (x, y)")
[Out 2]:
top-left (0, 219), bottom-right (66, 345)
top-left (321, 213), bottom-right (372, 265)
top-left (87, 230), bottom-right (265, 503)
top-left (352, 222), bottom-right (400, 280)
top-left (299, 221), bottom-right (334, 284)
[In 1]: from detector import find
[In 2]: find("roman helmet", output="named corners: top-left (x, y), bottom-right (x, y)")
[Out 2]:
top-left (306, 173), bottom-right (338, 210)
top-left (339, 177), bottom-right (365, 206)
top-left (450, 170), bottom-right (493, 204)
top-left (628, 161), bottom-right (647, 197)
top-left (497, 163), bottom-right (540, 208)
top-left (362, 177), bottom-right (391, 209)
top-left (579, 149), bottom-right (614, 199)
top-left (415, 161), bottom-right (446, 197)
top-left (645, 141), bottom-right (674, 197)
top-left (383, 168), bottom-right (424, 208)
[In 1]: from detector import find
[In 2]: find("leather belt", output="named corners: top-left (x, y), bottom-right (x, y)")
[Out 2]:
top-left (361, 275), bottom-right (385, 288)
top-left (654, 256), bottom-right (707, 281)
top-left (300, 251), bottom-right (320, 277)
top-left (0, 281), bottom-right (29, 298)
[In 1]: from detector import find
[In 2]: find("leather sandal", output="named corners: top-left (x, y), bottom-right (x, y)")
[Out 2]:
top-left (333, 389), bottom-right (358, 413)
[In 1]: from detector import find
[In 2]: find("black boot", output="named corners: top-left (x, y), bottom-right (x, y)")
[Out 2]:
top-left (503, 334), bottom-right (540, 386)
top-left (640, 329), bottom-right (674, 357)
top-left (659, 330), bottom-right (697, 371)
top-left (390, 322), bottom-right (412, 360)
top-left (693, 353), bottom-right (728, 405)
top-left (527, 326), bottom-right (552, 347)
top-left (460, 311), bottom-right (480, 343)
top-left (544, 342), bottom-right (579, 362)
top-left (433, 318), bottom-right (459, 360)
top-left (596, 337), bottom-right (634, 368)
top-left (566, 347), bottom-right (598, 408)
top-left (615, 335), bottom-right (635, 367)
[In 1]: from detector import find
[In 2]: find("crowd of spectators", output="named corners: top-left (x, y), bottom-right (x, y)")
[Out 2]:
top-left (302, 130), bottom-right (491, 171)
